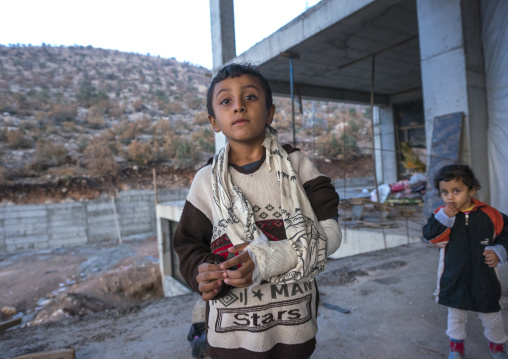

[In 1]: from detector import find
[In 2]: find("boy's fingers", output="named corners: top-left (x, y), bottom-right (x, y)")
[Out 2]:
top-left (221, 252), bottom-right (250, 270)
top-left (197, 270), bottom-right (225, 284)
top-left (225, 262), bottom-right (255, 280)
top-left (198, 262), bottom-right (222, 273)
top-left (198, 279), bottom-right (223, 294)
top-left (201, 286), bottom-right (221, 301)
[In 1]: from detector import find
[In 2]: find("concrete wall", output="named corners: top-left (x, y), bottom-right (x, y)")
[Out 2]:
top-left (0, 188), bottom-right (189, 254)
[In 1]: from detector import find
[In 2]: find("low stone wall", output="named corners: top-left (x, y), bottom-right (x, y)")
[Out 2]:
top-left (0, 188), bottom-right (189, 254)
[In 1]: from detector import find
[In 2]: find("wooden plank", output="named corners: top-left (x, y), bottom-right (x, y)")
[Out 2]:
top-left (10, 349), bottom-right (75, 359)
top-left (0, 317), bottom-right (22, 331)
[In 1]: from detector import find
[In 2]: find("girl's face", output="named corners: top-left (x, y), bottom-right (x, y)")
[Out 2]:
top-left (439, 178), bottom-right (477, 212)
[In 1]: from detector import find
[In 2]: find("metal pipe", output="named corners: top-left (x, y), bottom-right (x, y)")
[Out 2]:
top-left (290, 57), bottom-right (296, 146)
top-left (280, 51), bottom-right (300, 147)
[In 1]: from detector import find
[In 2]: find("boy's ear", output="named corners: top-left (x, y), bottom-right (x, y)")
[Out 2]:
top-left (208, 115), bottom-right (221, 133)
top-left (265, 104), bottom-right (276, 125)
top-left (469, 187), bottom-right (477, 197)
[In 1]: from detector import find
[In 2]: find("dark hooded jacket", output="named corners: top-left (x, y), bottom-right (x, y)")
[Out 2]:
top-left (423, 198), bottom-right (508, 312)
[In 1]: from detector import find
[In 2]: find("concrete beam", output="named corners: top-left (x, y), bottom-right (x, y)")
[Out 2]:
top-left (269, 80), bottom-right (389, 105)
top-left (232, 0), bottom-right (380, 66)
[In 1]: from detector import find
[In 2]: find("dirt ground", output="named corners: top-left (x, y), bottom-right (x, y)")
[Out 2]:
top-left (3, 239), bottom-right (508, 358)
top-left (0, 236), bottom-right (163, 326)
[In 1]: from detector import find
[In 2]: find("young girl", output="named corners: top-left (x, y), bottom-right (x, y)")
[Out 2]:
top-left (423, 164), bottom-right (508, 359)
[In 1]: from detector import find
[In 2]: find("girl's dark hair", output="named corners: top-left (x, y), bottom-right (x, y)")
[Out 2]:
top-left (206, 63), bottom-right (273, 118)
top-left (433, 164), bottom-right (481, 192)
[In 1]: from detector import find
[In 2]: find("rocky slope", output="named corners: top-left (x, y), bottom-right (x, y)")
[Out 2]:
top-left (0, 44), bottom-right (373, 204)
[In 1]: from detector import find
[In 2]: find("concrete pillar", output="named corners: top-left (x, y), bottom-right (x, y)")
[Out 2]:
top-left (209, 0), bottom-right (236, 70)
top-left (374, 106), bottom-right (398, 185)
top-left (417, 0), bottom-right (489, 201)
top-left (209, 0), bottom-right (234, 152)
top-left (482, 0), bottom-right (508, 214)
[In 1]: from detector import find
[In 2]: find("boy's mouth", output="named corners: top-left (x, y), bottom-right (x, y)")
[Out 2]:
top-left (233, 118), bottom-right (249, 125)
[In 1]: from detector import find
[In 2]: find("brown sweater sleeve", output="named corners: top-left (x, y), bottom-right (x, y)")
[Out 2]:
top-left (304, 176), bottom-right (340, 221)
top-left (172, 200), bottom-right (226, 294)
top-left (284, 144), bottom-right (340, 221)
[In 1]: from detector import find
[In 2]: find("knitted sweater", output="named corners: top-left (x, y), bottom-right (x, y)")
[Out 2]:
top-left (173, 146), bottom-right (340, 359)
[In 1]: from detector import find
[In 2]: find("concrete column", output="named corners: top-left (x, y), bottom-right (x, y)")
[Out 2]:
top-left (417, 0), bottom-right (489, 201)
top-left (209, 0), bottom-right (234, 152)
top-left (209, 0), bottom-right (236, 70)
top-left (375, 106), bottom-right (398, 185)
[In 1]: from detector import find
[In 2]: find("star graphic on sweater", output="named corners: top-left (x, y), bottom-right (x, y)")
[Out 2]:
top-left (253, 289), bottom-right (264, 301)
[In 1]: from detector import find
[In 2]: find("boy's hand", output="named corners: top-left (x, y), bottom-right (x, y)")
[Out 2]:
top-left (484, 249), bottom-right (500, 267)
top-left (196, 262), bottom-right (226, 301)
top-left (443, 203), bottom-right (459, 218)
top-left (220, 243), bottom-right (255, 288)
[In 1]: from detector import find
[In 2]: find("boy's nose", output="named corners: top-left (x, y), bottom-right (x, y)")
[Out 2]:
top-left (234, 100), bottom-right (246, 113)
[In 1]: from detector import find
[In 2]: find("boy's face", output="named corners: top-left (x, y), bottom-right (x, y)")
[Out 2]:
top-left (208, 74), bottom-right (275, 147)
top-left (439, 178), bottom-right (477, 212)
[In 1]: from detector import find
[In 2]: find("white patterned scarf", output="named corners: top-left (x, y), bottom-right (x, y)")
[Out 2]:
top-left (211, 126), bottom-right (327, 284)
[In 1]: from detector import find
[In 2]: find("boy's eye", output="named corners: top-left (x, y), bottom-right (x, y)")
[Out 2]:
top-left (219, 98), bottom-right (231, 105)
top-left (245, 94), bottom-right (257, 100)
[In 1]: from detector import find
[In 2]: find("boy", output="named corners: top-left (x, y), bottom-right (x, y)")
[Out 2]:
top-left (173, 63), bottom-right (342, 359)
top-left (423, 164), bottom-right (508, 359)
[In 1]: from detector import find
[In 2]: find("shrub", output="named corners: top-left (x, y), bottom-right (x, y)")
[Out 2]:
top-left (87, 115), bottom-right (106, 129)
top-left (161, 133), bottom-right (178, 159)
top-left (35, 140), bottom-right (69, 166)
top-left (77, 82), bottom-right (109, 108)
top-left (193, 111), bottom-right (209, 126)
top-left (62, 121), bottom-right (76, 132)
top-left (318, 133), bottom-right (342, 158)
top-left (82, 139), bottom-right (119, 176)
top-left (151, 119), bottom-right (172, 136)
top-left (47, 103), bottom-right (77, 123)
top-left (6, 129), bottom-right (33, 149)
top-left (0, 126), bottom-right (7, 141)
top-left (318, 132), bottom-right (361, 158)
top-left (0, 165), bottom-right (7, 184)
top-left (132, 98), bottom-right (144, 112)
top-left (114, 118), bottom-right (151, 140)
top-left (128, 140), bottom-right (154, 165)
top-left (192, 128), bottom-right (215, 154)
top-left (47, 165), bottom-right (83, 178)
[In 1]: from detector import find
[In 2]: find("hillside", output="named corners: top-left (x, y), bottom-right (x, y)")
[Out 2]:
top-left (0, 44), bottom-right (374, 204)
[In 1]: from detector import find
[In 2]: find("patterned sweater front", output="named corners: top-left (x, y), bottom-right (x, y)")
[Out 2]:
top-left (173, 146), bottom-right (340, 359)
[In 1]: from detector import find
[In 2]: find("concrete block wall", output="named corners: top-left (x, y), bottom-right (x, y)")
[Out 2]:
top-left (118, 190), bottom-right (157, 238)
top-left (47, 202), bottom-right (88, 248)
top-left (86, 198), bottom-right (119, 243)
top-left (0, 188), bottom-right (189, 255)
top-left (2, 204), bottom-right (49, 253)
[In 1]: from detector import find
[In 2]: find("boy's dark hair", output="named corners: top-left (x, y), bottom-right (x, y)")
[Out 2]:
top-left (206, 63), bottom-right (273, 118)
top-left (433, 164), bottom-right (481, 193)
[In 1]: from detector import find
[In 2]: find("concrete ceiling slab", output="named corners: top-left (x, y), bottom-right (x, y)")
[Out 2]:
top-left (229, 0), bottom-right (420, 105)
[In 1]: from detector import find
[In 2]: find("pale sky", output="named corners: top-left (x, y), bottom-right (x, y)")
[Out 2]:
top-left (1, 0), bottom-right (320, 69)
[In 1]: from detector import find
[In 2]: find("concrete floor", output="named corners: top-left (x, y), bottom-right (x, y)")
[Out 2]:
top-left (3, 242), bottom-right (508, 358)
